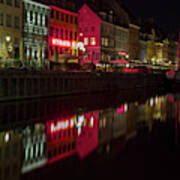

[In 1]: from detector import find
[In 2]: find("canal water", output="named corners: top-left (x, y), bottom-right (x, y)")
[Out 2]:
top-left (0, 89), bottom-right (180, 179)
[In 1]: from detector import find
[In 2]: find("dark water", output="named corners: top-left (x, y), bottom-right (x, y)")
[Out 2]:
top-left (0, 89), bottom-right (180, 179)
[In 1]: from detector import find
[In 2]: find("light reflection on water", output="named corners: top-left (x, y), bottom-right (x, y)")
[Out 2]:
top-left (0, 91), bottom-right (179, 179)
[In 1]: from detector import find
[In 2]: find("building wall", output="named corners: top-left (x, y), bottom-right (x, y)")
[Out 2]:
top-left (139, 40), bottom-right (147, 61)
top-left (0, 0), bottom-right (23, 61)
top-left (128, 24), bottom-right (140, 60)
top-left (78, 4), bottom-right (101, 64)
top-left (101, 20), bottom-right (115, 61)
top-left (49, 5), bottom-right (78, 62)
top-left (115, 25), bottom-right (129, 55)
top-left (23, 0), bottom-right (50, 63)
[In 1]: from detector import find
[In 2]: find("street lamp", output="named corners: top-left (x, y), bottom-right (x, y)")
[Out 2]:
top-left (6, 36), bottom-right (11, 42)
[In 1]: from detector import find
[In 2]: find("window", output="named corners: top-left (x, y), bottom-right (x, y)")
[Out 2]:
top-left (61, 13), bottom-right (64, 21)
top-left (35, 12), bottom-right (38, 25)
top-left (74, 32), bottom-right (77, 41)
top-left (6, 0), bottom-right (12, 5)
top-left (70, 15), bottom-right (73, 23)
top-left (0, 13), bottom-right (3, 26)
top-left (15, 0), bottom-right (20, 7)
top-left (30, 11), bottom-right (33, 22)
top-left (65, 30), bottom-right (68, 39)
top-left (91, 26), bottom-right (95, 32)
top-left (84, 37), bottom-right (88, 45)
top-left (75, 17), bottom-right (77, 24)
top-left (90, 37), bottom-right (96, 46)
top-left (6, 14), bottom-right (12, 27)
top-left (51, 9), bottom-right (54, 18)
top-left (61, 29), bottom-right (63, 39)
top-left (50, 27), bottom-right (54, 37)
top-left (14, 16), bottom-right (19, 29)
top-left (56, 28), bottom-right (59, 38)
top-left (105, 38), bottom-right (108, 46)
top-left (0, 36), bottom-right (3, 49)
top-left (56, 11), bottom-right (59, 19)
top-left (65, 14), bottom-right (68, 22)
top-left (101, 37), bottom-right (105, 46)
top-left (70, 31), bottom-right (72, 40)
top-left (0, 0), bottom-right (4, 3)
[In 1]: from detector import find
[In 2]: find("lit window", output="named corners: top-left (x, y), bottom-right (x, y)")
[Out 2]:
top-left (90, 37), bottom-right (96, 46)
top-left (84, 37), bottom-right (88, 45)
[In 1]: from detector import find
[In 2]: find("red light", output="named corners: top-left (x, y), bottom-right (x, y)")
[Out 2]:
top-left (52, 38), bottom-right (71, 47)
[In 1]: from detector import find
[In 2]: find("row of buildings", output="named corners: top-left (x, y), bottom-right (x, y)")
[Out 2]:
top-left (0, 0), bottom-right (179, 67)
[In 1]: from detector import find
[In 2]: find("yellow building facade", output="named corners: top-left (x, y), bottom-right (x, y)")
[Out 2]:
top-left (0, 0), bottom-right (23, 64)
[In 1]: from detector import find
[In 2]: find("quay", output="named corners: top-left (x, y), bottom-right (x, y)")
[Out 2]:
top-left (0, 70), bottom-right (167, 102)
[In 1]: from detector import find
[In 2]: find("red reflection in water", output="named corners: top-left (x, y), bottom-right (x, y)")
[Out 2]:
top-left (76, 111), bottom-right (99, 159)
top-left (46, 116), bottom-right (77, 164)
top-left (46, 111), bottom-right (99, 163)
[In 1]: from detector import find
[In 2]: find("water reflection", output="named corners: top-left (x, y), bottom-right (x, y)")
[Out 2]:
top-left (0, 91), bottom-right (180, 179)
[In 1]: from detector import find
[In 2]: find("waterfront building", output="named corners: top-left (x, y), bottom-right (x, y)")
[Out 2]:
top-left (100, 14), bottom-right (116, 62)
top-left (23, 0), bottom-right (50, 64)
top-left (139, 39), bottom-right (147, 61)
top-left (168, 39), bottom-right (178, 67)
top-left (48, 5), bottom-right (78, 63)
top-left (0, 130), bottom-right (21, 180)
top-left (21, 123), bottom-right (47, 173)
top-left (128, 23), bottom-right (140, 60)
top-left (0, 0), bottom-right (23, 64)
top-left (114, 25), bottom-right (129, 59)
top-left (78, 4), bottom-right (101, 64)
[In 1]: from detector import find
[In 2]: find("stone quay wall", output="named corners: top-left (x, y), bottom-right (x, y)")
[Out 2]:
top-left (0, 70), bottom-right (167, 101)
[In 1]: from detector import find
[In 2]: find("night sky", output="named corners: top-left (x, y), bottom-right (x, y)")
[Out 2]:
top-left (123, 0), bottom-right (180, 34)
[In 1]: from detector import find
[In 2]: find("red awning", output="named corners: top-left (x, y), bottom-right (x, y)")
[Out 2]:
top-left (110, 59), bottom-right (129, 64)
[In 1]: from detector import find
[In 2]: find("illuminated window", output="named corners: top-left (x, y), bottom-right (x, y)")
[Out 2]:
top-left (105, 38), bottom-right (108, 46)
top-left (84, 37), bottom-right (88, 45)
top-left (101, 37), bottom-right (105, 46)
top-left (90, 37), bottom-right (96, 46)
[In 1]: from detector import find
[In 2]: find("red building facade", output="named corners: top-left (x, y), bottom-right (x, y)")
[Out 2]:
top-left (78, 4), bottom-right (101, 64)
top-left (49, 5), bottom-right (78, 63)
